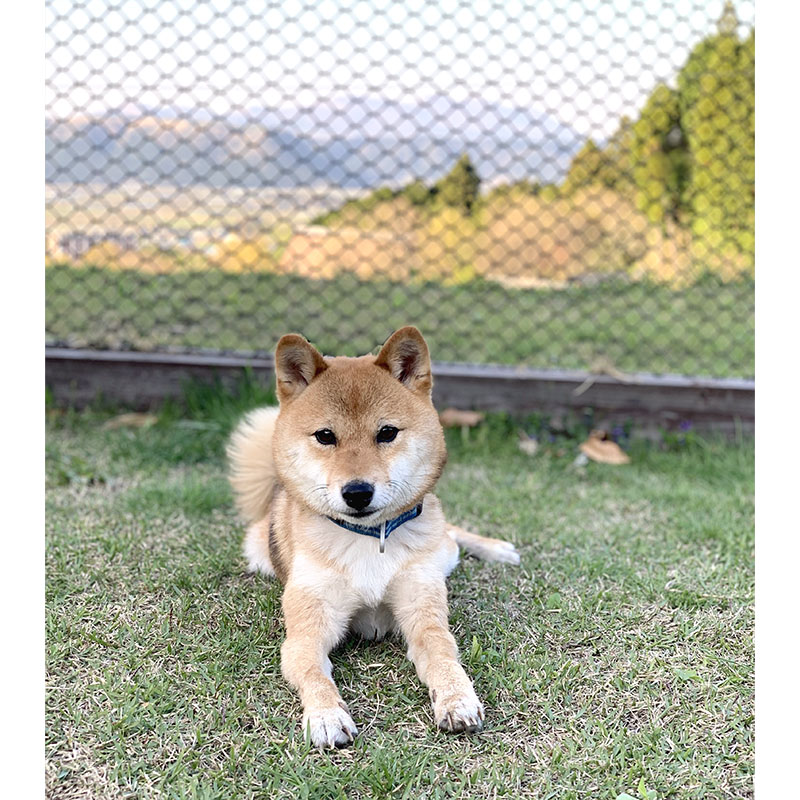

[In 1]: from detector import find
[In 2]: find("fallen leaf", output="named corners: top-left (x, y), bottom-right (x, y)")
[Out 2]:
top-left (102, 413), bottom-right (158, 430)
top-left (439, 408), bottom-right (485, 428)
top-left (579, 430), bottom-right (630, 465)
top-left (573, 356), bottom-right (632, 396)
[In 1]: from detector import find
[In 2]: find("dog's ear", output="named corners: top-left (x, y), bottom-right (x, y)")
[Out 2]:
top-left (274, 334), bottom-right (328, 403)
top-left (374, 326), bottom-right (432, 396)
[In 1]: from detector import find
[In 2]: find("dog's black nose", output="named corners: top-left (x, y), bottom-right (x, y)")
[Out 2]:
top-left (341, 481), bottom-right (374, 511)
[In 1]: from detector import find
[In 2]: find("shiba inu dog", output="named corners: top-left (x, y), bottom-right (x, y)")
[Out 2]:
top-left (227, 326), bottom-right (519, 748)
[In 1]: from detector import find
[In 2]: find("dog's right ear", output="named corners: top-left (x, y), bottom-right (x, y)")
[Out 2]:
top-left (274, 334), bottom-right (328, 404)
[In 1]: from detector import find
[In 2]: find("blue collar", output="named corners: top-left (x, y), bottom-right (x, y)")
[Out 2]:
top-left (327, 503), bottom-right (423, 553)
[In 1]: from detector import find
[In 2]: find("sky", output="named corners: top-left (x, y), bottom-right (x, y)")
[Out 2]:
top-left (45, 0), bottom-right (755, 141)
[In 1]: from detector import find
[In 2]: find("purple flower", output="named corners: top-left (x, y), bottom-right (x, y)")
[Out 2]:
top-left (679, 420), bottom-right (693, 432)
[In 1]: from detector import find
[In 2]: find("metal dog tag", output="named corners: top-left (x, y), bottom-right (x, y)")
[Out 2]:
top-left (379, 521), bottom-right (387, 554)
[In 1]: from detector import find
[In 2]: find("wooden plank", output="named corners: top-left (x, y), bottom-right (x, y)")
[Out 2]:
top-left (45, 347), bottom-right (754, 433)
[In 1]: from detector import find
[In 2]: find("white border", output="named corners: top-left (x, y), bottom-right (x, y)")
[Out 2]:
top-left (22, 0), bottom-right (787, 794)
top-left (756, 1), bottom-right (800, 796)
top-left (1, 0), bottom-right (44, 794)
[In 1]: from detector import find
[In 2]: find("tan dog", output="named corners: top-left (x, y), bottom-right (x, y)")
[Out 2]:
top-left (227, 327), bottom-right (519, 748)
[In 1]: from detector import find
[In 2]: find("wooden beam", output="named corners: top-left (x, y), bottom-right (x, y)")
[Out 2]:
top-left (45, 348), bottom-right (753, 433)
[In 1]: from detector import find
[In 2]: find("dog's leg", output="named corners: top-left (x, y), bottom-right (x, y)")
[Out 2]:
top-left (387, 567), bottom-right (484, 734)
top-left (242, 518), bottom-right (275, 576)
top-left (446, 523), bottom-right (520, 565)
top-left (280, 582), bottom-right (358, 749)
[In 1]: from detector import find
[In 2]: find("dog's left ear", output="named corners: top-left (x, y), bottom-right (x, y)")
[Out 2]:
top-left (374, 326), bottom-right (432, 396)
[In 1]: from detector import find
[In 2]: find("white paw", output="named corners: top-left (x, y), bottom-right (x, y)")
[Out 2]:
top-left (432, 687), bottom-right (485, 734)
top-left (489, 540), bottom-right (521, 565)
top-left (303, 703), bottom-right (358, 749)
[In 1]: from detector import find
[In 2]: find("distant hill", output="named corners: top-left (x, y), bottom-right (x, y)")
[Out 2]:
top-left (45, 95), bottom-right (582, 189)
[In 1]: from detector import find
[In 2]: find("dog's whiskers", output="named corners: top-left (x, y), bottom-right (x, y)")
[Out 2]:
top-left (387, 478), bottom-right (417, 505)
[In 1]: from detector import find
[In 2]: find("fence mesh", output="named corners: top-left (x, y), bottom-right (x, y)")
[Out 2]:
top-left (45, 0), bottom-right (754, 379)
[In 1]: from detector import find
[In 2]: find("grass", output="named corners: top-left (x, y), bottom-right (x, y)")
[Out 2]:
top-left (46, 388), bottom-right (754, 799)
top-left (45, 265), bottom-right (754, 378)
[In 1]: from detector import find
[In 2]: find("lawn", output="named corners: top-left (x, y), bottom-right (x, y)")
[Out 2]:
top-left (45, 265), bottom-right (754, 378)
top-left (45, 391), bottom-right (754, 799)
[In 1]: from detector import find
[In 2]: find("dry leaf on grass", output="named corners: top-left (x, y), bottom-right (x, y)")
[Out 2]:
top-left (438, 408), bottom-right (485, 428)
top-left (579, 430), bottom-right (630, 465)
top-left (102, 413), bottom-right (158, 431)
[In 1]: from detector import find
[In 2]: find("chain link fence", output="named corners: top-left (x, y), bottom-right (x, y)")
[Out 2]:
top-left (45, 0), bottom-right (754, 379)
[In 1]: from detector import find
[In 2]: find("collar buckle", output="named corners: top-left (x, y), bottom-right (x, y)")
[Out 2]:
top-left (379, 521), bottom-right (387, 554)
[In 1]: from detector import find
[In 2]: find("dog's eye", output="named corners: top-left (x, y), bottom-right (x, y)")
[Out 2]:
top-left (313, 429), bottom-right (337, 446)
top-left (377, 425), bottom-right (399, 443)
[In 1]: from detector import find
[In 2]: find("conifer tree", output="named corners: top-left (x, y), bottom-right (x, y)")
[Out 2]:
top-left (562, 139), bottom-right (605, 193)
top-left (630, 84), bottom-right (689, 224)
top-left (433, 154), bottom-right (481, 214)
top-left (678, 2), bottom-right (754, 249)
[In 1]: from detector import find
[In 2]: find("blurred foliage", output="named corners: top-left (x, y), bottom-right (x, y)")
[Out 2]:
top-left (302, 6), bottom-right (753, 287)
top-left (51, 8), bottom-right (753, 290)
top-left (678, 12), bottom-right (754, 260)
top-left (313, 153), bottom-right (481, 226)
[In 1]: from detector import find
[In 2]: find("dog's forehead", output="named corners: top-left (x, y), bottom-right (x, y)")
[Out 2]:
top-left (312, 356), bottom-right (409, 424)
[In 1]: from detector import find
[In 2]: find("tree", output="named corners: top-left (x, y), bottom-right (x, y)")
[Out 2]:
top-left (562, 119), bottom-right (635, 195)
top-left (677, 3), bottom-right (754, 249)
top-left (562, 139), bottom-right (605, 194)
top-left (600, 115), bottom-right (635, 191)
top-left (432, 154), bottom-right (481, 214)
top-left (717, 0), bottom-right (739, 36)
top-left (400, 179), bottom-right (432, 206)
top-left (630, 84), bottom-right (689, 224)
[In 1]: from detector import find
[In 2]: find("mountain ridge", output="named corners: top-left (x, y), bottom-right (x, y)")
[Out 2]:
top-left (46, 95), bottom-right (583, 189)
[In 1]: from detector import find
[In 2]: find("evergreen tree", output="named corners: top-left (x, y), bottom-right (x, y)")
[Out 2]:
top-left (678, 3), bottom-right (754, 247)
top-left (562, 118), bottom-right (635, 195)
top-left (601, 115), bottom-right (635, 191)
top-left (400, 179), bottom-right (432, 206)
top-left (432, 154), bottom-right (481, 214)
top-left (630, 84), bottom-right (689, 224)
top-left (562, 139), bottom-right (605, 193)
top-left (717, 0), bottom-right (739, 36)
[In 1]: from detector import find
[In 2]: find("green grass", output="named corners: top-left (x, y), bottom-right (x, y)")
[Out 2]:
top-left (46, 393), bottom-right (753, 799)
top-left (45, 265), bottom-right (754, 378)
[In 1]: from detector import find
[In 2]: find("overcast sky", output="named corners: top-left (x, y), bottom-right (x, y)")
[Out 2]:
top-left (45, 0), bottom-right (755, 140)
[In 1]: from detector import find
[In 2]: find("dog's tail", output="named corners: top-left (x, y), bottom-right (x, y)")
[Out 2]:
top-left (446, 523), bottom-right (521, 565)
top-left (227, 406), bottom-right (281, 523)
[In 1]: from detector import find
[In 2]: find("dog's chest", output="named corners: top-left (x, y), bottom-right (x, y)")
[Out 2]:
top-left (293, 514), bottom-right (448, 609)
top-left (335, 538), bottom-right (408, 606)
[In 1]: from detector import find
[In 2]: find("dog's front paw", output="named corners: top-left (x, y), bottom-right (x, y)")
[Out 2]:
top-left (303, 703), bottom-right (358, 749)
top-left (431, 687), bottom-right (485, 734)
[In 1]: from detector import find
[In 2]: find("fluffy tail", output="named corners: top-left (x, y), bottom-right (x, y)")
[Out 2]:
top-left (446, 523), bottom-right (520, 565)
top-left (226, 406), bottom-right (280, 523)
